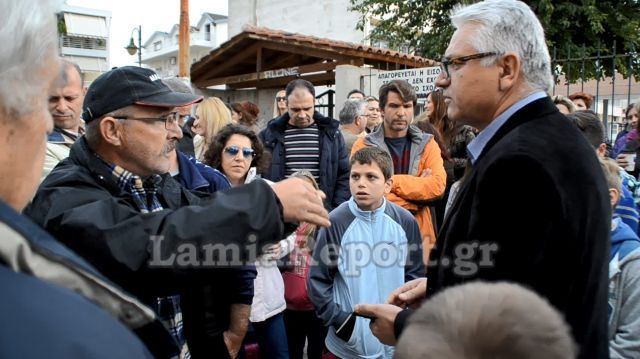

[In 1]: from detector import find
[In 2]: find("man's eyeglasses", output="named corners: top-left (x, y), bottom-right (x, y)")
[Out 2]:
top-left (439, 52), bottom-right (497, 80)
top-left (224, 145), bottom-right (255, 159)
top-left (114, 112), bottom-right (180, 130)
top-left (276, 96), bottom-right (287, 102)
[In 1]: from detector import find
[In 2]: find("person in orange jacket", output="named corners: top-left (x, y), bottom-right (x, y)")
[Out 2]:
top-left (351, 80), bottom-right (446, 264)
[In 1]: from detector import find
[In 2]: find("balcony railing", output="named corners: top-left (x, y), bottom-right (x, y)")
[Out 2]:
top-left (60, 35), bottom-right (107, 50)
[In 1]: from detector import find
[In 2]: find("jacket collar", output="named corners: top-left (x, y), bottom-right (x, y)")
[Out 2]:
top-left (347, 196), bottom-right (387, 222)
top-left (365, 123), bottom-right (431, 148)
top-left (474, 96), bottom-right (556, 165)
top-left (176, 151), bottom-right (209, 191)
top-left (441, 96), bottom-right (558, 231)
top-left (267, 111), bottom-right (339, 139)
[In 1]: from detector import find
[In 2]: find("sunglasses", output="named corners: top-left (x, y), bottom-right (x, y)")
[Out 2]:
top-left (224, 145), bottom-right (255, 159)
top-left (276, 96), bottom-right (287, 102)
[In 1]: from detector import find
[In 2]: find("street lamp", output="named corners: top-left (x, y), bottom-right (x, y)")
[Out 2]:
top-left (125, 26), bottom-right (142, 67)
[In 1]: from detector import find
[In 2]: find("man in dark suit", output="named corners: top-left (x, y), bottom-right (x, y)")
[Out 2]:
top-left (355, 1), bottom-right (610, 358)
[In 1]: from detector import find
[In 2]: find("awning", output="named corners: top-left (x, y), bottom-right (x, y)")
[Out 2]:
top-left (64, 13), bottom-right (108, 38)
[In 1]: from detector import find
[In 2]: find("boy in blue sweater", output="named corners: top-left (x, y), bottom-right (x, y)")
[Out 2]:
top-left (308, 147), bottom-right (424, 359)
top-left (600, 158), bottom-right (640, 358)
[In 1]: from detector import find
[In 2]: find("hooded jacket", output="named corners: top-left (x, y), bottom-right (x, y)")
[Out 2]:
top-left (260, 111), bottom-right (350, 210)
top-left (350, 124), bottom-right (446, 263)
top-left (609, 217), bottom-right (640, 358)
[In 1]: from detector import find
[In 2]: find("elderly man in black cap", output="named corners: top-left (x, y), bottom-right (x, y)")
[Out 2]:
top-left (26, 66), bottom-right (329, 358)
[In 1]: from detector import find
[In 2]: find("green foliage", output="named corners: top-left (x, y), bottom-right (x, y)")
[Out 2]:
top-left (349, 0), bottom-right (640, 81)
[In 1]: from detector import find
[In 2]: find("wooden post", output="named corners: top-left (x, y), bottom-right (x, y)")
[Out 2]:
top-left (179, 0), bottom-right (190, 77)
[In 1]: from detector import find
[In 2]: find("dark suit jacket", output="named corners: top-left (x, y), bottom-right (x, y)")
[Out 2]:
top-left (430, 96), bottom-right (610, 359)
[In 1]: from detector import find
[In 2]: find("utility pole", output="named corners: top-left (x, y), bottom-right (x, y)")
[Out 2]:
top-left (178, 0), bottom-right (190, 78)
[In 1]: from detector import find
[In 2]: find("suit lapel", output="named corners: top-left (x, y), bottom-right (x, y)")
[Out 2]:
top-left (439, 96), bottom-right (556, 235)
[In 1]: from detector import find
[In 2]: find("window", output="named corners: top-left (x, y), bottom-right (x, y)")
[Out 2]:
top-left (170, 57), bottom-right (177, 65)
top-left (205, 24), bottom-right (211, 41)
top-left (153, 41), bottom-right (161, 51)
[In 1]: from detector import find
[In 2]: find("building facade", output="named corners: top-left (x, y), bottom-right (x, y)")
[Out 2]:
top-left (57, 4), bottom-right (111, 84)
top-left (142, 13), bottom-right (228, 78)
top-left (228, 0), bottom-right (366, 45)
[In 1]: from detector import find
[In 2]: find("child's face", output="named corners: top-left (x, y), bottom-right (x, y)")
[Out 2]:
top-left (350, 161), bottom-right (392, 211)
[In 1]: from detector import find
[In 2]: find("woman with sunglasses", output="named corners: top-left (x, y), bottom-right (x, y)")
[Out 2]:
top-left (205, 124), bottom-right (289, 358)
top-left (192, 97), bottom-right (233, 161)
top-left (272, 90), bottom-right (288, 119)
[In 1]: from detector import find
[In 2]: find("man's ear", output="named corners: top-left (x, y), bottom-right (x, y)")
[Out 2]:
top-left (497, 52), bottom-right (521, 92)
top-left (100, 117), bottom-right (123, 146)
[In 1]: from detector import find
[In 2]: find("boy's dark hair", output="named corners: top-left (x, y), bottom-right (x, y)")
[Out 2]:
top-left (379, 80), bottom-right (417, 110)
top-left (350, 147), bottom-right (394, 181)
top-left (566, 110), bottom-right (604, 149)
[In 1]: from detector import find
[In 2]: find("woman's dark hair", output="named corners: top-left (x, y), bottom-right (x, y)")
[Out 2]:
top-left (231, 102), bottom-right (258, 127)
top-left (231, 101), bottom-right (260, 127)
top-left (428, 89), bottom-right (456, 144)
top-left (203, 124), bottom-right (267, 174)
top-left (415, 119), bottom-right (451, 161)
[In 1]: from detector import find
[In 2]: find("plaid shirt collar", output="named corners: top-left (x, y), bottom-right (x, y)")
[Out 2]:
top-left (96, 155), bottom-right (164, 213)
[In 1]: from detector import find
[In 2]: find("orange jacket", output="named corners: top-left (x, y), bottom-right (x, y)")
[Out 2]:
top-left (351, 125), bottom-right (446, 263)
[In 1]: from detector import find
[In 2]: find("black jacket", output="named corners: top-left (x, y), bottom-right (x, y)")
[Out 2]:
top-left (259, 111), bottom-right (350, 210)
top-left (25, 137), bottom-right (287, 355)
top-left (430, 97), bottom-right (610, 359)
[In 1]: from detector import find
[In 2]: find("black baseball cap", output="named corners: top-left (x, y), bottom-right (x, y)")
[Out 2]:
top-left (82, 66), bottom-right (202, 122)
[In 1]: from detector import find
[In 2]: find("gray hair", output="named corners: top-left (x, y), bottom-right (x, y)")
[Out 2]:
top-left (396, 281), bottom-right (576, 359)
top-left (339, 99), bottom-right (367, 125)
top-left (0, 0), bottom-right (62, 117)
top-left (450, 0), bottom-right (553, 92)
top-left (162, 77), bottom-right (194, 95)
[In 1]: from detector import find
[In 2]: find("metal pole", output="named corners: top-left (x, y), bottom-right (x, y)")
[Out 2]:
top-left (612, 40), bottom-right (617, 134)
top-left (552, 47), bottom-right (557, 95)
top-left (566, 45), bottom-right (571, 97)
top-left (138, 26), bottom-right (142, 67)
top-left (581, 44), bottom-right (585, 92)
top-left (629, 45), bottom-right (635, 107)
top-left (596, 46), bottom-right (601, 114)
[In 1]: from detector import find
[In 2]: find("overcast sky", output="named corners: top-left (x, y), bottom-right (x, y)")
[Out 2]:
top-left (66, 0), bottom-right (228, 67)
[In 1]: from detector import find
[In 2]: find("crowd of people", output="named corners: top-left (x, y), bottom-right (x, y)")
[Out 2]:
top-left (2, 0), bottom-right (639, 358)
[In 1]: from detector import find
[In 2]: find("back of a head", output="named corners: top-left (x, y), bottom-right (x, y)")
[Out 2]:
top-left (0, 0), bottom-right (61, 211)
top-left (395, 281), bottom-right (576, 359)
top-left (339, 99), bottom-right (366, 125)
top-left (553, 95), bottom-right (577, 113)
top-left (162, 77), bottom-right (194, 95)
top-left (241, 101), bottom-right (259, 119)
top-left (566, 110), bottom-right (604, 150)
top-left (0, 0), bottom-right (61, 118)
top-left (450, 0), bottom-right (552, 93)
top-left (196, 97), bottom-right (232, 141)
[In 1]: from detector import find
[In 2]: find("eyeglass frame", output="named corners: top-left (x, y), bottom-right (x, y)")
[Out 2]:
top-left (223, 145), bottom-right (256, 160)
top-left (439, 52), bottom-right (497, 80)
top-left (114, 111), bottom-right (180, 130)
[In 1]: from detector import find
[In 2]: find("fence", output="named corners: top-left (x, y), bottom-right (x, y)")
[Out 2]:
top-left (550, 42), bottom-right (640, 140)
